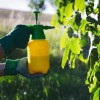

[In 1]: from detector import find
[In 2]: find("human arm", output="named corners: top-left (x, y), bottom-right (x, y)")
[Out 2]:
top-left (0, 24), bottom-right (31, 76)
top-left (0, 45), bottom-right (6, 76)
top-left (0, 63), bottom-right (5, 76)
top-left (0, 25), bottom-right (32, 57)
top-left (0, 45), bottom-right (5, 59)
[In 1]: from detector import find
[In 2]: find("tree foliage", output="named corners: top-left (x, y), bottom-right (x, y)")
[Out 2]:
top-left (52, 0), bottom-right (100, 99)
top-left (28, 0), bottom-right (56, 11)
top-left (28, 0), bottom-right (45, 10)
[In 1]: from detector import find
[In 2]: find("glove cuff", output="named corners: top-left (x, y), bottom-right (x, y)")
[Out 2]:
top-left (0, 35), bottom-right (15, 56)
top-left (4, 59), bottom-right (20, 75)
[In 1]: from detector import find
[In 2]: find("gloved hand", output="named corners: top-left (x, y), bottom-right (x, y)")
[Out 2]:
top-left (4, 57), bottom-right (42, 78)
top-left (0, 25), bottom-right (32, 56)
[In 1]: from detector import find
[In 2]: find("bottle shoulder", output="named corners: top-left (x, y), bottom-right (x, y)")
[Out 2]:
top-left (28, 39), bottom-right (48, 43)
top-left (28, 39), bottom-right (49, 46)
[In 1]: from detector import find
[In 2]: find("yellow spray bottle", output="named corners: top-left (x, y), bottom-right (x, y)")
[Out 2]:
top-left (27, 11), bottom-right (54, 74)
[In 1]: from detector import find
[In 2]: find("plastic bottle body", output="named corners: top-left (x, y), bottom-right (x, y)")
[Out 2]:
top-left (27, 39), bottom-right (50, 74)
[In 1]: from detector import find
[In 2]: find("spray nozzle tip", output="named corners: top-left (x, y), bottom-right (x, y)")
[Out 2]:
top-left (43, 26), bottom-right (55, 29)
top-left (33, 11), bottom-right (40, 25)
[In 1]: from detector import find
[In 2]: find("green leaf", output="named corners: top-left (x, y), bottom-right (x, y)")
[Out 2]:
top-left (61, 40), bottom-right (70, 69)
top-left (67, 16), bottom-right (78, 30)
top-left (79, 19), bottom-right (87, 34)
top-left (85, 67), bottom-right (93, 84)
top-left (75, 13), bottom-right (81, 26)
top-left (74, 0), bottom-right (85, 12)
top-left (51, 14), bottom-right (60, 27)
top-left (89, 76), bottom-right (97, 93)
top-left (70, 52), bottom-right (76, 68)
top-left (81, 33), bottom-right (93, 59)
top-left (66, 16), bottom-right (75, 27)
top-left (68, 27), bottom-right (74, 38)
top-left (94, 62), bottom-right (100, 72)
top-left (80, 34), bottom-right (89, 47)
top-left (51, 14), bottom-right (57, 26)
top-left (60, 32), bottom-right (67, 49)
top-left (59, 7), bottom-right (65, 23)
top-left (65, 3), bottom-right (73, 19)
top-left (87, 16), bottom-right (98, 24)
top-left (82, 45), bottom-right (90, 59)
top-left (73, 22), bottom-right (79, 30)
top-left (70, 37), bottom-right (81, 54)
top-left (95, 71), bottom-right (100, 82)
top-left (79, 53), bottom-right (88, 63)
top-left (94, 8), bottom-right (99, 14)
top-left (96, 26), bottom-right (100, 36)
top-left (97, 43), bottom-right (100, 56)
top-left (93, 88), bottom-right (100, 100)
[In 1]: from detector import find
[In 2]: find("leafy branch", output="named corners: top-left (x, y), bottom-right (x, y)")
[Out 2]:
top-left (52, 0), bottom-right (100, 99)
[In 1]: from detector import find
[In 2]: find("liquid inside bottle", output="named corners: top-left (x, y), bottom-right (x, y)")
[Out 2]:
top-left (27, 39), bottom-right (50, 74)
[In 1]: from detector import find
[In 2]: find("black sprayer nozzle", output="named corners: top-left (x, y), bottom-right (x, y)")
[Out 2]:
top-left (34, 11), bottom-right (40, 25)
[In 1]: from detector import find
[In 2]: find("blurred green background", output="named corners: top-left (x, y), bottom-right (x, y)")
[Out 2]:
top-left (0, 9), bottom-right (90, 100)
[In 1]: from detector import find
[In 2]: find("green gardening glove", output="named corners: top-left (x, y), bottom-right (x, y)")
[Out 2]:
top-left (0, 25), bottom-right (32, 56)
top-left (4, 57), bottom-right (43, 78)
